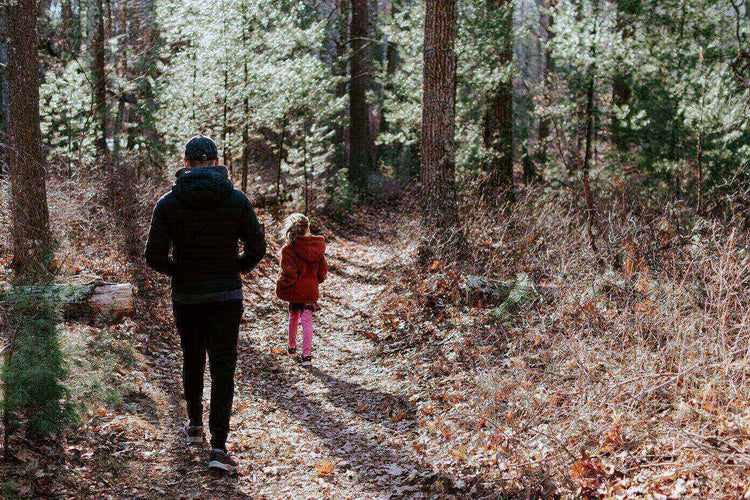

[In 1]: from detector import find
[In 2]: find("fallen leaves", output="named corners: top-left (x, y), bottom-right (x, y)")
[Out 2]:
top-left (315, 460), bottom-right (335, 477)
top-left (390, 411), bottom-right (408, 423)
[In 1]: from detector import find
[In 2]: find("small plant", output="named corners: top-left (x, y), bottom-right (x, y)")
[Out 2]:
top-left (327, 167), bottom-right (357, 220)
top-left (2, 286), bottom-right (76, 448)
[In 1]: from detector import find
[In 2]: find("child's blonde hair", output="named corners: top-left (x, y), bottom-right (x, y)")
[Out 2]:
top-left (281, 213), bottom-right (309, 246)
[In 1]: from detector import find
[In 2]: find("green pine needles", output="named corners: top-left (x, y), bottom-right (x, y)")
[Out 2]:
top-left (2, 285), bottom-right (76, 442)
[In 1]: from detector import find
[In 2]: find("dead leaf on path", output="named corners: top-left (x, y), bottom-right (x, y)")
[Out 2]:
top-left (450, 444), bottom-right (468, 460)
top-left (391, 411), bottom-right (408, 423)
top-left (356, 402), bottom-right (368, 412)
top-left (363, 331), bottom-right (378, 341)
top-left (271, 347), bottom-right (285, 355)
top-left (316, 460), bottom-right (334, 476)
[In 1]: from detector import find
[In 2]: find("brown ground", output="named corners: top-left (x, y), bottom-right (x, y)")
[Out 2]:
top-left (2, 204), bottom-right (497, 499)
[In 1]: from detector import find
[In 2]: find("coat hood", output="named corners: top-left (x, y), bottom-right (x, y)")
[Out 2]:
top-left (292, 235), bottom-right (326, 262)
top-left (172, 165), bottom-right (234, 208)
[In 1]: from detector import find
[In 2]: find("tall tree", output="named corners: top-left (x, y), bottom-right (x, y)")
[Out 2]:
top-left (241, 1), bottom-right (250, 193)
top-left (334, 0), bottom-right (349, 170)
top-left (91, 0), bottom-right (108, 168)
top-left (0, 10), bottom-right (8, 176)
top-left (535, 0), bottom-right (555, 177)
top-left (611, 0), bottom-right (640, 152)
top-left (420, 0), bottom-right (464, 258)
top-left (582, 0), bottom-right (599, 253)
top-left (349, 0), bottom-right (372, 189)
top-left (6, 0), bottom-right (52, 277)
top-left (483, 0), bottom-right (514, 199)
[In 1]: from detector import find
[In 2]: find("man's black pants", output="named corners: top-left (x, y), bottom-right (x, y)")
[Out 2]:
top-left (173, 299), bottom-right (243, 450)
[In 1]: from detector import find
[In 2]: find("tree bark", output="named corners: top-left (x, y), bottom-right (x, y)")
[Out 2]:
top-left (420, 0), bottom-right (464, 260)
top-left (222, 18), bottom-right (232, 178)
top-left (0, 10), bottom-right (8, 177)
top-left (483, 0), bottom-right (514, 200)
top-left (535, 0), bottom-right (555, 180)
top-left (91, 0), bottom-right (109, 169)
top-left (275, 120), bottom-right (286, 219)
top-left (241, 2), bottom-right (250, 193)
top-left (380, 0), bottom-right (399, 135)
top-left (611, 0), bottom-right (639, 152)
top-left (582, 0), bottom-right (599, 254)
top-left (6, 0), bottom-right (52, 278)
top-left (349, 0), bottom-right (372, 189)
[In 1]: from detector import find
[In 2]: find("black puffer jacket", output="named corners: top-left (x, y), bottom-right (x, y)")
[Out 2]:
top-left (145, 165), bottom-right (266, 302)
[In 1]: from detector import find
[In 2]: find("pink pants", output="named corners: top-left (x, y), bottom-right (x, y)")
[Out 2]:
top-left (288, 309), bottom-right (314, 357)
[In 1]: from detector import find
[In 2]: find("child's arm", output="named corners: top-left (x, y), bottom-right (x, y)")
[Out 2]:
top-left (276, 247), bottom-right (299, 292)
top-left (318, 255), bottom-right (328, 283)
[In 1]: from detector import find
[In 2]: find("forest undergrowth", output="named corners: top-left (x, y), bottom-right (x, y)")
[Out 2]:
top-left (380, 183), bottom-right (750, 498)
top-left (1, 173), bottom-right (749, 498)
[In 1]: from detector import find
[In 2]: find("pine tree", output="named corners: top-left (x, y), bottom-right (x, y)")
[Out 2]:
top-left (349, 0), bottom-right (372, 190)
top-left (420, 0), bottom-right (464, 259)
top-left (483, 0), bottom-right (514, 200)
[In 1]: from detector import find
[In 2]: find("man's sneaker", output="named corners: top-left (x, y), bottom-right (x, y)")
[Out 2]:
top-left (181, 422), bottom-right (204, 444)
top-left (288, 346), bottom-right (297, 355)
top-left (300, 355), bottom-right (312, 367)
top-left (208, 448), bottom-right (238, 473)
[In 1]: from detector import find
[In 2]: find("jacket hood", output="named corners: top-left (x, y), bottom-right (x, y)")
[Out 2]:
top-left (172, 165), bottom-right (234, 208)
top-left (292, 235), bottom-right (326, 262)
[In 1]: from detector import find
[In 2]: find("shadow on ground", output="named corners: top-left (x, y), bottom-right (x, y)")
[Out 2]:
top-left (238, 344), bottom-right (504, 499)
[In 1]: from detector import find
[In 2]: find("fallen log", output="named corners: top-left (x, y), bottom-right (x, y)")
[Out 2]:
top-left (462, 275), bottom-right (511, 306)
top-left (462, 274), bottom-right (561, 307)
top-left (1, 279), bottom-right (135, 323)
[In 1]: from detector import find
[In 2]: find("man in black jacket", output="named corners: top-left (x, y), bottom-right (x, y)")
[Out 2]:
top-left (145, 135), bottom-right (266, 473)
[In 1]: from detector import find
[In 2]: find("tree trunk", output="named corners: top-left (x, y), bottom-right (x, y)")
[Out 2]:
top-left (222, 22), bottom-right (232, 178)
top-left (380, 1), bottom-right (399, 135)
top-left (133, 0), bottom-right (160, 172)
top-left (483, 0), bottom-right (514, 200)
top-left (535, 0), bottom-right (555, 181)
top-left (6, 0), bottom-right (52, 278)
top-left (112, 0), bottom-right (128, 174)
top-left (334, 0), bottom-right (349, 172)
top-left (241, 3), bottom-right (250, 193)
top-left (303, 123), bottom-right (309, 215)
top-left (61, 0), bottom-right (82, 54)
top-left (275, 120), bottom-right (286, 219)
top-left (420, 0), bottom-right (464, 260)
top-left (0, 10), bottom-right (8, 177)
top-left (697, 47), bottom-right (706, 215)
top-left (91, 0), bottom-right (109, 170)
top-left (349, 0), bottom-right (372, 190)
top-left (582, 0), bottom-right (599, 254)
top-left (611, 0), bottom-right (639, 152)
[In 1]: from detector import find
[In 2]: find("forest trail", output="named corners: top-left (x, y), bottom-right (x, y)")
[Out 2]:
top-left (64, 207), bottom-right (480, 499)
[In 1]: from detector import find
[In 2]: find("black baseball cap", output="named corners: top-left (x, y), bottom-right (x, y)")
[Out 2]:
top-left (184, 135), bottom-right (218, 161)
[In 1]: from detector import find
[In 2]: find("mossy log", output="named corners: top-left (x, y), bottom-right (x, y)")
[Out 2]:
top-left (1, 279), bottom-right (134, 323)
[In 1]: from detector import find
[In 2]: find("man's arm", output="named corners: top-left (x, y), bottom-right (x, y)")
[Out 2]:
top-left (145, 199), bottom-right (175, 276)
top-left (238, 198), bottom-right (267, 273)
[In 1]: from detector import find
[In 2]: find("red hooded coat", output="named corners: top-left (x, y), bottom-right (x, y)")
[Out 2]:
top-left (275, 235), bottom-right (327, 303)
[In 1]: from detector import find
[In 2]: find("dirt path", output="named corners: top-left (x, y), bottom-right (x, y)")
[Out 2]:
top-left (53, 209), bottom-right (476, 500)
top-left (41, 208), bottom-right (502, 499)
top-left (160, 216), bottom-right (415, 499)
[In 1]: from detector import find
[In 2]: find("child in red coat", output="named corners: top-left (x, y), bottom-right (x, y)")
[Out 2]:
top-left (276, 214), bottom-right (327, 366)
